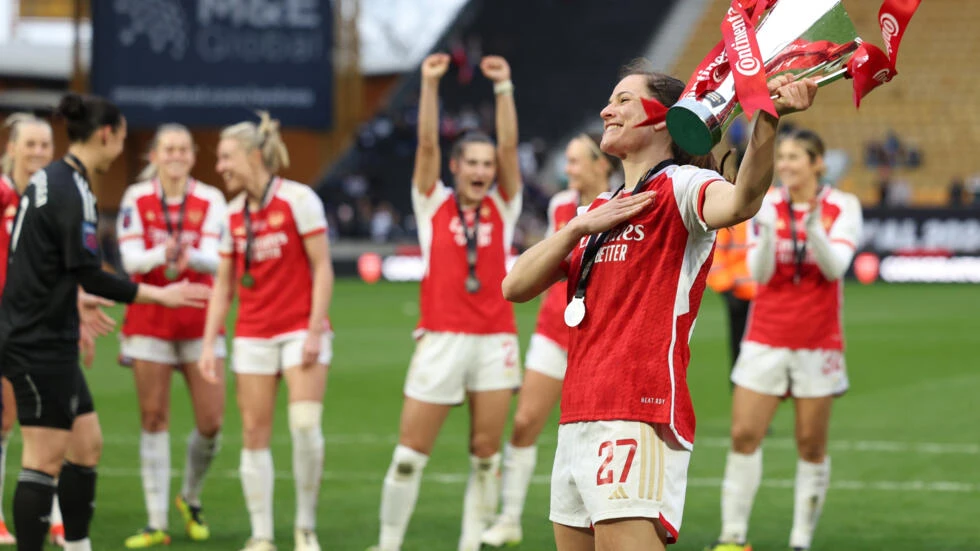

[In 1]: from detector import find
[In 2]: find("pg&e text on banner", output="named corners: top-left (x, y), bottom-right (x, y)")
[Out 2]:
top-left (92, 0), bottom-right (333, 129)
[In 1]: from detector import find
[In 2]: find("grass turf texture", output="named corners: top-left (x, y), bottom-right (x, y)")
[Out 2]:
top-left (3, 281), bottom-right (975, 550)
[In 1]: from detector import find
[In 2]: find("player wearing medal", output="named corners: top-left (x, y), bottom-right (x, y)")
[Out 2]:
top-left (502, 61), bottom-right (819, 551)
top-left (0, 113), bottom-right (71, 546)
top-left (199, 112), bottom-right (333, 551)
top-left (706, 129), bottom-right (862, 551)
top-left (116, 124), bottom-right (227, 548)
top-left (368, 53), bottom-right (522, 551)
top-left (0, 93), bottom-right (210, 551)
top-left (483, 133), bottom-right (615, 547)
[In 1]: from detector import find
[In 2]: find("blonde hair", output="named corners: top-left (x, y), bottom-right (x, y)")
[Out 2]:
top-left (137, 123), bottom-right (195, 182)
top-left (2, 113), bottom-right (52, 176)
top-left (220, 111), bottom-right (290, 173)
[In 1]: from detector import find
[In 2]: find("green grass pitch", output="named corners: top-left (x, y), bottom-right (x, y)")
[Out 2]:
top-left (3, 281), bottom-right (976, 550)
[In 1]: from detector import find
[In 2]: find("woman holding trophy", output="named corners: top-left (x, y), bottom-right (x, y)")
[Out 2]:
top-left (502, 59), bottom-right (818, 551)
top-left (707, 129), bottom-right (863, 551)
top-left (117, 124), bottom-right (227, 548)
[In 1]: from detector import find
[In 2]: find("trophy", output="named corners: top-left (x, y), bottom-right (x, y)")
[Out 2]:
top-left (667, 0), bottom-right (921, 155)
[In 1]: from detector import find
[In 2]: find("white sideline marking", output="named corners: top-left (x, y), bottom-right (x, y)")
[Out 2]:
top-left (94, 433), bottom-right (980, 455)
top-left (90, 467), bottom-right (979, 493)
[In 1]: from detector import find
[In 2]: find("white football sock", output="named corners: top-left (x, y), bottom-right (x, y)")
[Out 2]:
top-left (50, 494), bottom-right (63, 526)
top-left (459, 453), bottom-right (500, 550)
top-left (499, 443), bottom-right (536, 522)
top-left (180, 429), bottom-right (220, 508)
top-left (720, 448), bottom-right (762, 544)
top-left (790, 457), bottom-right (831, 549)
top-left (379, 445), bottom-right (428, 550)
top-left (63, 538), bottom-right (91, 551)
top-left (289, 402), bottom-right (324, 531)
top-left (240, 449), bottom-right (274, 541)
top-left (140, 431), bottom-right (170, 531)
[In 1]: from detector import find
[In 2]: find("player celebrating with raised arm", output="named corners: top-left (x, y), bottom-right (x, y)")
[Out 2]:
top-left (0, 94), bottom-right (210, 551)
top-left (199, 112), bottom-right (333, 551)
top-left (369, 53), bottom-right (522, 551)
top-left (117, 124), bottom-right (228, 549)
top-left (483, 133), bottom-right (615, 547)
top-left (706, 129), bottom-right (862, 551)
top-left (502, 62), bottom-right (818, 551)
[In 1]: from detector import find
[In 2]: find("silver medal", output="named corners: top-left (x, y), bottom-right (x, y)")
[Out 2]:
top-left (564, 297), bottom-right (586, 327)
top-left (465, 275), bottom-right (481, 294)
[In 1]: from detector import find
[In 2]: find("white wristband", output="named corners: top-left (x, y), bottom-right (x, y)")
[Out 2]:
top-left (493, 80), bottom-right (514, 95)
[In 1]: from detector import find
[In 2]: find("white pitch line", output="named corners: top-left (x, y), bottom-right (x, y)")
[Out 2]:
top-left (93, 433), bottom-right (980, 455)
top-left (88, 467), bottom-right (979, 493)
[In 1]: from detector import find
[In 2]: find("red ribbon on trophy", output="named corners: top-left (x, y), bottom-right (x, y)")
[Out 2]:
top-left (683, 0), bottom-right (778, 121)
top-left (682, 0), bottom-right (920, 114)
top-left (847, 0), bottom-right (920, 107)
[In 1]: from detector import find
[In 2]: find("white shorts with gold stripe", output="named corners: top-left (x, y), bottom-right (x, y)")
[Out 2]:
top-left (550, 420), bottom-right (691, 542)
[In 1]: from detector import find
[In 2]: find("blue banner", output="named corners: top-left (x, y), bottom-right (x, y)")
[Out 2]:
top-left (92, 0), bottom-right (333, 129)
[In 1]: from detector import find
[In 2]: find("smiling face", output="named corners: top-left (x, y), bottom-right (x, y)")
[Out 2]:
top-left (776, 138), bottom-right (823, 192)
top-left (150, 128), bottom-right (195, 182)
top-left (215, 137), bottom-right (255, 194)
top-left (7, 121), bottom-right (53, 176)
top-left (450, 141), bottom-right (496, 205)
top-left (599, 74), bottom-right (660, 159)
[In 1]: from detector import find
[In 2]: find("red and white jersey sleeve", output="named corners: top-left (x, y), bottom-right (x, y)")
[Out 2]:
top-left (119, 179), bottom-right (227, 341)
top-left (561, 165), bottom-right (721, 449)
top-left (0, 176), bottom-right (20, 291)
top-left (534, 189), bottom-right (579, 350)
top-left (744, 188), bottom-right (861, 351)
top-left (412, 181), bottom-right (520, 336)
top-left (223, 178), bottom-right (330, 339)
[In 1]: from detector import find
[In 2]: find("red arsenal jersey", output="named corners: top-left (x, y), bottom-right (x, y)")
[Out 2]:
top-left (0, 175), bottom-right (20, 291)
top-left (118, 179), bottom-right (226, 340)
top-left (743, 188), bottom-right (862, 351)
top-left (534, 189), bottom-right (579, 350)
top-left (219, 178), bottom-right (330, 339)
top-left (561, 165), bottom-right (722, 450)
top-left (412, 182), bottom-right (521, 336)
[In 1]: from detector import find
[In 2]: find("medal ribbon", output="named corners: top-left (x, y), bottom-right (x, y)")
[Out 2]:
top-left (157, 179), bottom-right (190, 268)
top-left (570, 159), bottom-right (674, 307)
top-left (454, 194), bottom-right (481, 287)
top-left (242, 177), bottom-right (275, 280)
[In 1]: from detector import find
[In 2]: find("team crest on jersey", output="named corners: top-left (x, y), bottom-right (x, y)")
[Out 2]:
top-left (480, 205), bottom-right (490, 218)
top-left (776, 218), bottom-right (786, 230)
top-left (268, 211), bottom-right (286, 228)
top-left (145, 210), bottom-right (156, 222)
top-left (187, 209), bottom-right (204, 224)
top-left (233, 226), bottom-right (247, 237)
top-left (82, 222), bottom-right (98, 254)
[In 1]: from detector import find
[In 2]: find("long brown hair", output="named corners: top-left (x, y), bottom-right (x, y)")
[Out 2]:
top-left (619, 59), bottom-right (718, 171)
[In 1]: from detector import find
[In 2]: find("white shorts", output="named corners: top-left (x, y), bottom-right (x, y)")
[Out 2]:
top-left (404, 332), bottom-right (521, 405)
top-left (550, 420), bottom-right (691, 542)
top-left (731, 341), bottom-right (849, 398)
top-left (232, 331), bottom-right (333, 375)
top-left (120, 336), bottom-right (227, 366)
top-left (524, 333), bottom-right (567, 380)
